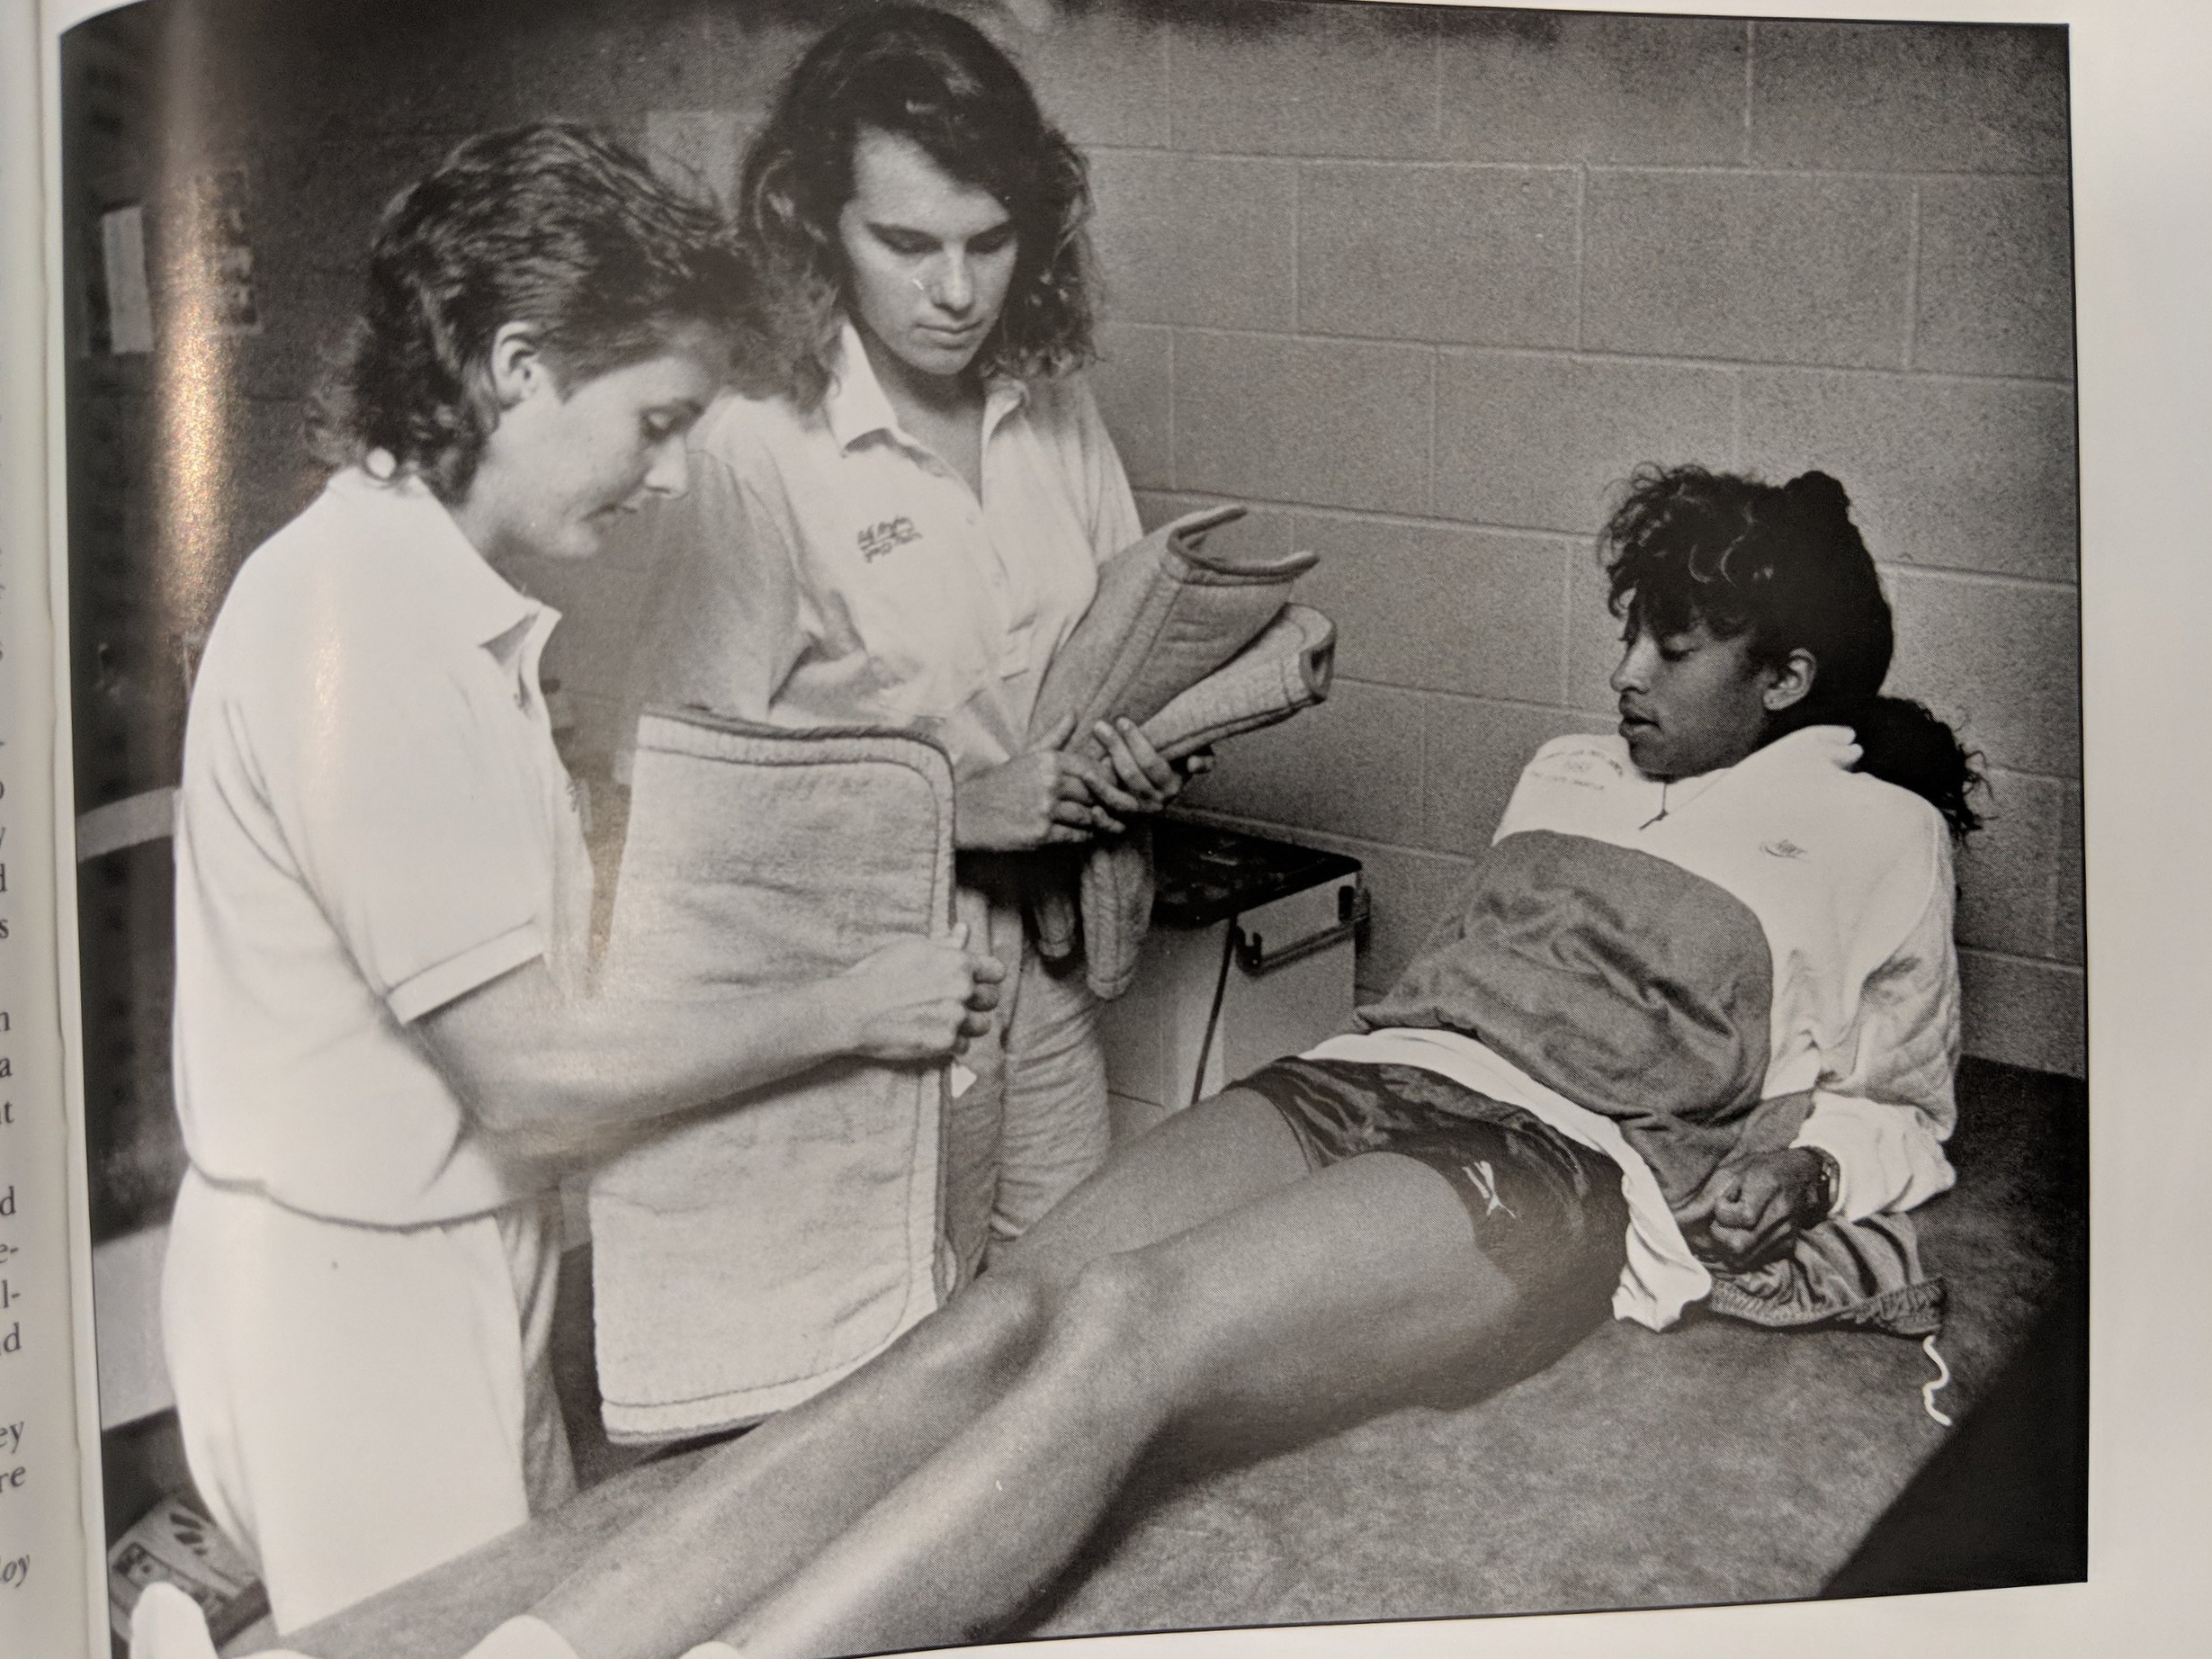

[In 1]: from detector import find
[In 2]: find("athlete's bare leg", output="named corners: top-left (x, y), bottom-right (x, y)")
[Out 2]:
top-left (722, 1145), bottom-right (1554, 1659)
top-left (533, 1090), bottom-right (1310, 1659)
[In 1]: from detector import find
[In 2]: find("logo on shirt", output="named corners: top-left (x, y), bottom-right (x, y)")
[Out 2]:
top-left (857, 516), bottom-right (922, 561)
top-left (1762, 838), bottom-right (1809, 860)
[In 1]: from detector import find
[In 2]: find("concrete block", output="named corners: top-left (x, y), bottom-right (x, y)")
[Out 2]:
top-left (1750, 20), bottom-right (2070, 175)
top-left (1434, 350), bottom-right (1736, 534)
top-left (1009, 5), bottom-right (1169, 148)
top-left (2054, 782), bottom-right (2084, 967)
top-left (1356, 839), bottom-right (1482, 1002)
top-left (1422, 696), bottom-right (1611, 856)
top-left (1437, 10), bottom-right (1748, 166)
top-left (1188, 677), bottom-right (1423, 847)
top-left (1089, 152), bottom-right (1296, 332)
top-left (1166, 1), bottom-right (1439, 159)
top-left (688, 12), bottom-right (816, 123)
top-left (1886, 569), bottom-right (2081, 777)
top-left (1914, 175), bottom-right (2076, 381)
top-left (1956, 769), bottom-right (2062, 959)
top-left (1174, 331), bottom-right (1431, 514)
top-left (1297, 163), bottom-right (1577, 348)
top-left (1566, 548), bottom-right (1629, 714)
top-left (1741, 370), bottom-right (2078, 584)
top-left (1959, 950), bottom-right (2085, 1078)
top-left (1090, 322), bottom-right (1174, 491)
top-left (1583, 170), bottom-right (1912, 370)
top-left (1289, 515), bottom-right (1568, 702)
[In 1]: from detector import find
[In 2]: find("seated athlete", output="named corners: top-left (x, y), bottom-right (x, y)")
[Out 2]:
top-left (450, 464), bottom-right (1984, 1659)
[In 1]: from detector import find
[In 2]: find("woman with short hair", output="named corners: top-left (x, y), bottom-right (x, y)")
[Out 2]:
top-left (163, 122), bottom-right (998, 1633)
top-left (467, 462), bottom-right (1984, 1659)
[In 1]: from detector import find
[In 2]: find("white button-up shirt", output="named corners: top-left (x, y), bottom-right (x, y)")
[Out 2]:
top-left (173, 470), bottom-right (591, 1224)
top-left (627, 323), bottom-right (1142, 779)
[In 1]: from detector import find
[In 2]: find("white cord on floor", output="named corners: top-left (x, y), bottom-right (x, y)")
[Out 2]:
top-left (1921, 1333), bottom-right (1955, 1426)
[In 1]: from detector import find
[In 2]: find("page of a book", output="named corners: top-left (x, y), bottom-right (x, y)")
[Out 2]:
top-left (2, 0), bottom-right (102, 1654)
top-left (13, 2), bottom-right (2212, 1658)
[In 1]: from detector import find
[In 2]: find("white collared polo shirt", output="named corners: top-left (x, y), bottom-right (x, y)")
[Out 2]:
top-left (627, 322), bottom-right (1142, 779)
top-left (172, 469), bottom-right (591, 1225)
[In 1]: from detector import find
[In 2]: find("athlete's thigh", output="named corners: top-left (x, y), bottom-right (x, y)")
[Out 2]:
top-left (990, 1086), bottom-right (1311, 1290)
top-left (1121, 1148), bottom-right (1592, 1442)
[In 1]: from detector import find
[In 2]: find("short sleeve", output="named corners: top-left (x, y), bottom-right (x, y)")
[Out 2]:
top-left (625, 445), bottom-right (803, 728)
top-left (240, 616), bottom-right (549, 1023)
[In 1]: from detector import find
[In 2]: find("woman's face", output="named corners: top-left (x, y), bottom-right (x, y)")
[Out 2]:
top-left (467, 327), bottom-right (721, 561)
top-left (1610, 618), bottom-right (1782, 780)
top-left (836, 127), bottom-right (1018, 384)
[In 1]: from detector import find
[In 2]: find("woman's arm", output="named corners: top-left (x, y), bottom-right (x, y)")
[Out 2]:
top-left (418, 935), bottom-right (1002, 1161)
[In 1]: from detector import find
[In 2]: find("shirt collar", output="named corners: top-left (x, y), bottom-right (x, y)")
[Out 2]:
top-left (330, 467), bottom-right (551, 652)
top-left (823, 319), bottom-right (1029, 456)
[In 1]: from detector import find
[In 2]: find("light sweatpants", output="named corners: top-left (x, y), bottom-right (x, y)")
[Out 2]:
top-left (945, 880), bottom-right (1108, 1280)
top-left (161, 1171), bottom-right (575, 1633)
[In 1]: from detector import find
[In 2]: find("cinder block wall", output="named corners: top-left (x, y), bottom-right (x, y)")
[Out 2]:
top-left (67, 0), bottom-right (2082, 1077)
top-left (1056, 4), bottom-right (2082, 1077)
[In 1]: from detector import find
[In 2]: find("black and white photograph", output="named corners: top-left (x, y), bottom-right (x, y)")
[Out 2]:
top-left (56, 3), bottom-right (2091, 1656)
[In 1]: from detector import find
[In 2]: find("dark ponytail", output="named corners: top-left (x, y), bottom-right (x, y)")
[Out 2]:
top-left (1849, 695), bottom-right (1985, 840)
top-left (1601, 463), bottom-right (1987, 840)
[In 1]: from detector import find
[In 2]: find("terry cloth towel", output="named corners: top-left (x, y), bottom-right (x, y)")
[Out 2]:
top-left (1025, 504), bottom-right (1324, 998)
top-left (587, 710), bottom-right (958, 1440)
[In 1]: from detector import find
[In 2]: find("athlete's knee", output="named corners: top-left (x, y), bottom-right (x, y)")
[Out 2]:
top-left (1031, 1252), bottom-right (1187, 1407)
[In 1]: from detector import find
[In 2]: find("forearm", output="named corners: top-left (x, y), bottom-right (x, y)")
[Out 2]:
top-left (421, 960), bottom-right (870, 1153)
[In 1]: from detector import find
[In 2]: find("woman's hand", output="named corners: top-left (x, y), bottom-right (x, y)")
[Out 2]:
top-left (954, 717), bottom-right (1123, 849)
top-left (834, 928), bottom-right (1005, 1061)
top-left (1086, 719), bottom-right (1211, 815)
top-left (1677, 1146), bottom-right (1831, 1270)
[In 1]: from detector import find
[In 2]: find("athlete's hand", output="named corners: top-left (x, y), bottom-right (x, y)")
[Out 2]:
top-left (1678, 1146), bottom-right (1831, 1269)
top-left (954, 717), bottom-right (1123, 848)
top-left (835, 926), bottom-right (1005, 1061)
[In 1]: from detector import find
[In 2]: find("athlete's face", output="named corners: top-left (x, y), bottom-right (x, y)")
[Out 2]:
top-left (836, 127), bottom-right (1018, 384)
top-left (1610, 618), bottom-right (1783, 780)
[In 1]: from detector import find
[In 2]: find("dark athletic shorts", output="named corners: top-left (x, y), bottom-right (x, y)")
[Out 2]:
top-left (1233, 1056), bottom-right (1631, 1316)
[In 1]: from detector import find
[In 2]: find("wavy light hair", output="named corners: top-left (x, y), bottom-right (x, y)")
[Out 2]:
top-left (736, 4), bottom-right (1098, 408)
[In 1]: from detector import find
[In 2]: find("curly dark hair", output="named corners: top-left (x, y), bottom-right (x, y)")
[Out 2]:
top-left (737, 4), bottom-right (1098, 408)
top-left (308, 123), bottom-right (757, 501)
top-left (1600, 463), bottom-right (1985, 838)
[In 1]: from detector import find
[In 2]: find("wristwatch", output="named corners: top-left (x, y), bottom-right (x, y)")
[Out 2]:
top-left (1805, 1144), bottom-right (1842, 1221)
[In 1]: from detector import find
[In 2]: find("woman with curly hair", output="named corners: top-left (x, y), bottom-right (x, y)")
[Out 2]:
top-left (434, 463), bottom-right (1982, 1659)
top-left (161, 122), bottom-right (998, 1634)
top-left (629, 4), bottom-right (1192, 1277)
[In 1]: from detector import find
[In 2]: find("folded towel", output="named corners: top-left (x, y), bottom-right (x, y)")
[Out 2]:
top-left (1023, 503), bottom-right (1327, 998)
top-left (587, 711), bottom-right (958, 1440)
